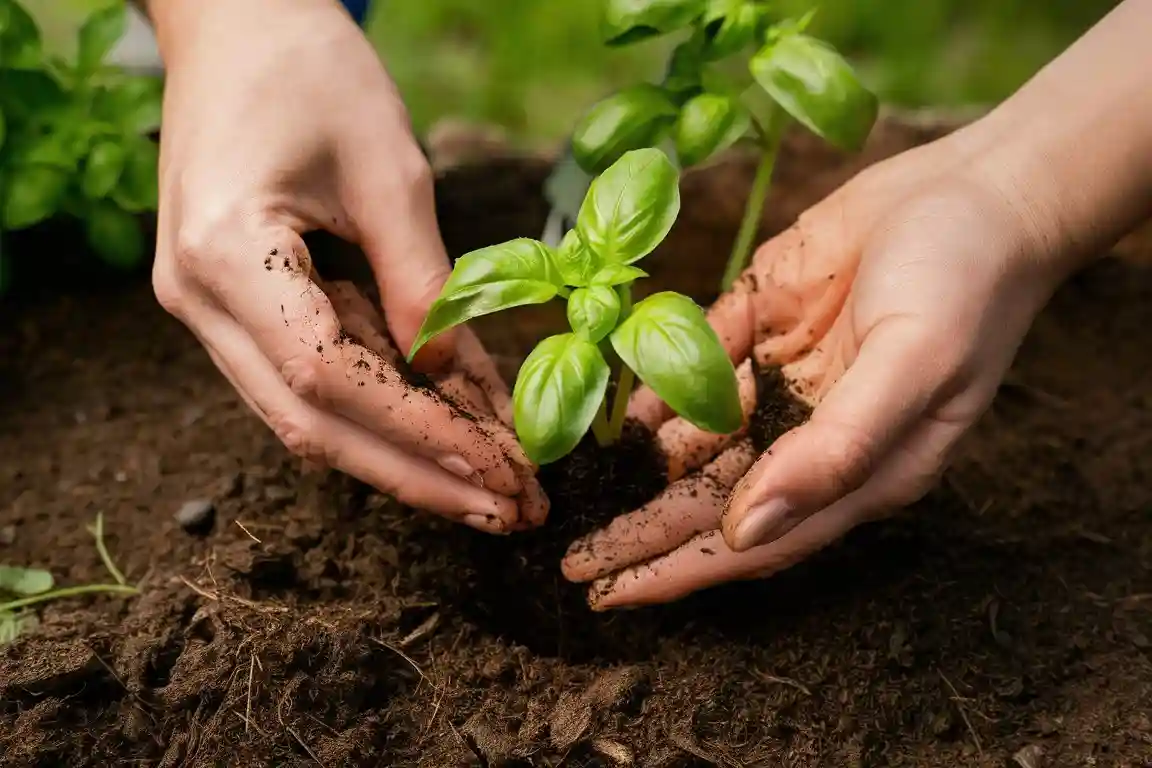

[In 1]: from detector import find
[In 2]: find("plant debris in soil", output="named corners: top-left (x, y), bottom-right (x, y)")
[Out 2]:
top-left (2, 130), bottom-right (1152, 767)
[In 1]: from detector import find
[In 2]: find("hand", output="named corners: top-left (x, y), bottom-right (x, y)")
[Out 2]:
top-left (562, 130), bottom-right (1072, 608)
top-left (146, 0), bottom-right (546, 531)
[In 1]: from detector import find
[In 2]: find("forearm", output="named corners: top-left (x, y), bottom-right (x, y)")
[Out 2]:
top-left (967, 0), bottom-right (1152, 275)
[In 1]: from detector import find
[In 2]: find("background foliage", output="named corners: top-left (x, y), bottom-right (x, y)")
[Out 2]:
top-left (30, 0), bottom-right (1121, 144)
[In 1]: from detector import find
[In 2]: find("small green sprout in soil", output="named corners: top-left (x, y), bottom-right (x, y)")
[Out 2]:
top-left (0, 0), bottom-right (163, 291)
top-left (410, 147), bottom-right (742, 465)
top-left (555, 0), bottom-right (879, 291)
top-left (0, 512), bottom-right (138, 645)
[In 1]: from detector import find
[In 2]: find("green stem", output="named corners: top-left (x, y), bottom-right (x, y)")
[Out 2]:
top-left (607, 365), bottom-right (635, 441)
top-left (0, 584), bottom-right (139, 613)
top-left (591, 397), bottom-right (613, 446)
top-left (721, 129), bottom-right (783, 292)
top-left (89, 513), bottom-right (126, 586)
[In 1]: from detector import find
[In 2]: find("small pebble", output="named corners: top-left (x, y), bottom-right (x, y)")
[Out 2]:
top-left (176, 499), bottom-right (216, 536)
top-left (0, 525), bottom-right (15, 546)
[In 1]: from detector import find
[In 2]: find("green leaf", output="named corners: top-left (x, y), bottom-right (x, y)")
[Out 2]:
top-left (0, 68), bottom-right (68, 123)
top-left (701, 0), bottom-right (763, 60)
top-left (590, 263), bottom-right (648, 287)
top-left (93, 76), bottom-right (164, 134)
top-left (0, 565), bottom-right (55, 596)
top-left (675, 92), bottom-right (751, 166)
top-left (81, 140), bottom-right (128, 199)
top-left (750, 33), bottom-right (878, 152)
top-left (85, 201), bottom-right (146, 268)
top-left (0, 611), bottom-right (38, 645)
top-left (553, 228), bottom-right (600, 287)
top-left (567, 286), bottom-right (621, 343)
top-left (77, 3), bottom-right (127, 74)
top-left (610, 291), bottom-right (741, 434)
top-left (576, 147), bottom-right (680, 266)
top-left (602, 0), bottom-right (706, 46)
top-left (571, 84), bottom-right (679, 175)
top-left (0, 105), bottom-right (5, 152)
top-left (0, 0), bottom-right (42, 68)
top-left (513, 333), bottom-right (609, 465)
top-left (663, 35), bottom-right (706, 95)
top-left (409, 239), bottom-right (563, 360)
top-left (112, 136), bottom-right (159, 212)
top-left (1, 164), bottom-right (69, 230)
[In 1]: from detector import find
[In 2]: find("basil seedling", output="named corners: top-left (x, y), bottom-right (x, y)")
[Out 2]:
top-left (552, 0), bottom-right (878, 291)
top-left (0, 1), bottom-right (163, 290)
top-left (410, 148), bottom-right (742, 465)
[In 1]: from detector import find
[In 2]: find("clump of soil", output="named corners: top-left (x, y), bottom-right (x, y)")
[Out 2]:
top-left (2, 121), bottom-right (1151, 768)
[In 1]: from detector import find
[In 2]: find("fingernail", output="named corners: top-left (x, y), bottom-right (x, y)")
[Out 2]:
top-left (731, 498), bottom-right (793, 551)
top-left (437, 454), bottom-right (476, 478)
top-left (464, 513), bottom-right (507, 534)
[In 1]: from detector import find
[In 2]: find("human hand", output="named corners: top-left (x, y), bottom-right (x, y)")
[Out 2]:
top-left (561, 131), bottom-right (1074, 608)
top-left (146, 0), bottom-right (546, 532)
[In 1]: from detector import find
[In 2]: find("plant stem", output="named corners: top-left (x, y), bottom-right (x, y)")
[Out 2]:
top-left (607, 365), bottom-right (635, 441)
top-left (0, 584), bottom-right (139, 613)
top-left (591, 397), bottom-right (613, 446)
top-left (89, 512), bottom-right (126, 586)
top-left (721, 128), bottom-right (783, 292)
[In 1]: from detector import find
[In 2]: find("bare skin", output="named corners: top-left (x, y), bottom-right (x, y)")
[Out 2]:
top-left (563, 0), bottom-right (1152, 609)
top-left (142, 0), bottom-right (546, 531)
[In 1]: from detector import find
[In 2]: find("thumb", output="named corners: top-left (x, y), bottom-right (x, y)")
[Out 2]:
top-left (354, 157), bottom-right (458, 373)
top-left (722, 316), bottom-right (949, 551)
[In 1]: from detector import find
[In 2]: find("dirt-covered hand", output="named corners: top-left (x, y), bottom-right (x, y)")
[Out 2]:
top-left (146, 0), bottom-right (546, 531)
top-left (562, 132), bottom-right (1075, 609)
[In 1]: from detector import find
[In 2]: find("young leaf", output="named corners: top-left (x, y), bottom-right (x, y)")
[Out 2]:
top-left (571, 85), bottom-right (679, 175)
top-left (675, 92), bottom-right (751, 166)
top-left (82, 140), bottom-right (128, 199)
top-left (567, 286), bottom-right (621, 343)
top-left (0, 68), bottom-right (68, 123)
top-left (77, 3), bottom-right (127, 74)
top-left (0, 565), bottom-right (54, 595)
top-left (0, 611), bottom-right (38, 645)
top-left (610, 291), bottom-right (741, 434)
top-left (663, 35), bottom-right (706, 95)
top-left (513, 333), bottom-right (610, 465)
top-left (409, 239), bottom-right (563, 360)
top-left (589, 263), bottom-right (648, 287)
top-left (1, 164), bottom-right (69, 230)
top-left (553, 229), bottom-right (600, 287)
top-left (576, 147), bottom-right (680, 266)
top-left (701, 0), bottom-right (762, 60)
top-left (602, 0), bottom-right (707, 46)
top-left (86, 202), bottom-right (146, 269)
top-left (0, 0), bottom-right (42, 68)
top-left (750, 33), bottom-right (878, 152)
top-left (112, 136), bottom-right (159, 212)
top-left (93, 76), bottom-right (164, 134)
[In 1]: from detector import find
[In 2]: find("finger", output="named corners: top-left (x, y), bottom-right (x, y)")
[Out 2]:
top-left (454, 327), bottom-right (514, 428)
top-left (656, 360), bottom-right (758, 482)
top-left (198, 227), bottom-right (526, 502)
top-left (588, 414), bottom-right (967, 609)
top-left (562, 441), bottom-right (756, 583)
top-left (189, 305), bottom-right (518, 531)
top-left (722, 320), bottom-right (954, 552)
top-left (347, 152), bottom-right (458, 372)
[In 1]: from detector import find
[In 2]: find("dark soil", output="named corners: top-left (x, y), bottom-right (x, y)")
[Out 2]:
top-left (2, 120), bottom-right (1152, 767)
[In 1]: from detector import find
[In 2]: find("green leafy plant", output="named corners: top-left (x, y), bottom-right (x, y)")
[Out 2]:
top-left (0, 0), bottom-right (162, 288)
top-left (410, 148), bottom-right (742, 465)
top-left (0, 512), bottom-right (138, 644)
top-left (551, 0), bottom-right (878, 291)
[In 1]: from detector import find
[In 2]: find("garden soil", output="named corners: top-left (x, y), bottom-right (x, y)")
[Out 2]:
top-left (2, 118), bottom-right (1151, 767)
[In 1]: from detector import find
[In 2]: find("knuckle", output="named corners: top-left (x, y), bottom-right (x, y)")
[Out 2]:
top-left (269, 407), bottom-right (328, 464)
top-left (280, 352), bottom-right (328, 403)
top-left (819, 423), bottom-right (878, 496)
top-left (151, 262), bottom-right (188, 319)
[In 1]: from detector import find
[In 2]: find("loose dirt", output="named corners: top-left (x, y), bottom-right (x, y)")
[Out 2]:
top-left (1, 120), bottom-right (1150, 767)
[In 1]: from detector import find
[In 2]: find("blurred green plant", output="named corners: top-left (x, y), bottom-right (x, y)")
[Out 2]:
top-left (0, 0), bottom-right (161, 291)
top-left (552, 1), bottom-right (878, 291)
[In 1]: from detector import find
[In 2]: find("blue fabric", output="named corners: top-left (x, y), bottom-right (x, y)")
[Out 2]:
top-left (341, 0), bottom-right (370, 25)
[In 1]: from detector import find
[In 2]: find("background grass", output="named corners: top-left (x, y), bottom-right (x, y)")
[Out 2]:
top-left (28, 0), bottom-right (1122, 144)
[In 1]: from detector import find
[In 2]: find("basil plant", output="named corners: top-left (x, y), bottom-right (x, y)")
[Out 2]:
top-left (552, 0), bottom-right (879, 292)
top-left (410, 148), bottom-right (742, 465)
top-left (0, 0), bottom-right (162, 291)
